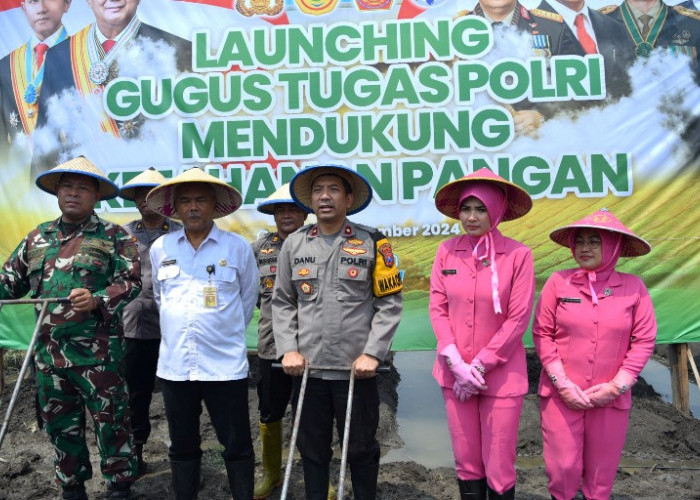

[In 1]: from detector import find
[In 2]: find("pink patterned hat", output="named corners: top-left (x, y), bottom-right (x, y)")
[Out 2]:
top-left (146, 167), bottom-right (242, 219)
top-left (549, 208), bottom-right (651, 257)
top-left (434, 168), bottom-right (532, 221)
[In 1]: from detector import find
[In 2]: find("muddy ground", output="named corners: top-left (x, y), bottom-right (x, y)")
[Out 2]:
top-left (1, 351), bottom-right (700, 500)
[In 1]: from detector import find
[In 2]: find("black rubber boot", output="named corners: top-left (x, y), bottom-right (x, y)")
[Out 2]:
top-left (458, 478), bottom-right (487, 500)
top-left (302, 460), bottom-right (330, 500)
top-left (487, 484), bottom-right (515, 500)
top-left (350, 463), bottom-right (379, 500)
top-left (170, 459), bottom-right (201, 500)
top-left (61, 483), bottom-right (87, 500)
top-left (225, 457), bottom-right (255, 500)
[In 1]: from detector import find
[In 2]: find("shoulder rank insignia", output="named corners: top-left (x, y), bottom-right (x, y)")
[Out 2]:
top-left (531, 8), bottom-right (564, 22)
top-left (597, 4), bottom-right (618, 14)
top-left (675, 5), bottom-right (700, 21)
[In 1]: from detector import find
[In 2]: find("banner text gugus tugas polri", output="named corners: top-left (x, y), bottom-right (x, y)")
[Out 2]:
top-left (102, 17), bottom-right (609, 163)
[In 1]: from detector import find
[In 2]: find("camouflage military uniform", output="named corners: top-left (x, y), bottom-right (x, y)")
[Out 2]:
top-left (0, 213), bottom-right (141, 488)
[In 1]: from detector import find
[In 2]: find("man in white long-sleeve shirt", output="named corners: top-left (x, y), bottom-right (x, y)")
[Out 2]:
top-left (148, 167), bottom-right (258, 500)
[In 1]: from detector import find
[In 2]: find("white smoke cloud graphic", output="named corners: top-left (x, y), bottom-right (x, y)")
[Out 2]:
top-left (32, 37), bottom-right (184, 172)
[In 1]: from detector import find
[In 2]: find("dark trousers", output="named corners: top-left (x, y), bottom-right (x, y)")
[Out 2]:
top-left (256, 357), bottom-right (293, 423)
top-left (292, 376), bottom-right (380, 467)
top-left (160, 378), bottom-right (254, 462)
top-left (124, 338), bottom-right (160, 444)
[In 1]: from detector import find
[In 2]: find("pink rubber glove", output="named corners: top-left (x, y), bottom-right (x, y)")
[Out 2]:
top-left (441, 344), bottom-right (487, 392)
top-left (544, 360), bottom-right (593, 411)
top-left (585, 369), bottom-right (636, 407)
top-left (453, 381), bottom-right (477, 402)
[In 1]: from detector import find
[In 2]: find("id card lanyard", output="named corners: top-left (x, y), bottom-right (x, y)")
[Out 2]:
top-left (204, 264), bottom-right (217, 308)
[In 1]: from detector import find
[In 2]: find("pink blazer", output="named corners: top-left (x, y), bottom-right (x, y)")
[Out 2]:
top-left (430, 230), bottom-right (535, 397)
top-left (533, 269), bottom-right (657, 409)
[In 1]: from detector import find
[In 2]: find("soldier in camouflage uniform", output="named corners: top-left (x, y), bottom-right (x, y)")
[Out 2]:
top-left (0, 156), bottom-right (141, 500)
top-left (251, 183), bottom-right (307, 499)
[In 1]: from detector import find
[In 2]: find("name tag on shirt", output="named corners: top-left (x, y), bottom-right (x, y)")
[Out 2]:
top-left (442, 269), bottom-right (457, 275)
top-left (560, 297), bottom-right (581, 303)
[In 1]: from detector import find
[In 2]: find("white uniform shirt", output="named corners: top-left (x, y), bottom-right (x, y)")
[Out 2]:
top-left (151, 224), bottom-right (258, 381)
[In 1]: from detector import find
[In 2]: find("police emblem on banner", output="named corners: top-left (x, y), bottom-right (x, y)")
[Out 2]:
top-left (412, 0), bottom-right (449, 7)
top-left (236, 0), bottom-right (284, 17)
top-left (295, 0), bottom-right (339, 15)
top-left (354, 0), bottom-right (393, 11)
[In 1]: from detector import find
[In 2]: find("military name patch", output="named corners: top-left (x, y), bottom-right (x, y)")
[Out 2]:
top-left (294, 256), bottom-right (316, 265)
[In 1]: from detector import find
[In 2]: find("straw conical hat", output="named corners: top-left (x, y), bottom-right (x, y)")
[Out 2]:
top-left (290, 165), bottom-right (372, 215)
top-left (119, 168), bottom-right (167, 201)
top-left (257, 183), bottom-right (309, 215)
top-left (146, 167), bottom-right (242, 219)
top-left (35, 156), bottom-right (118, 200)
top-left (549, 208), bottom-right (651, 257)
top-left (434, 168), bottom-right (532, 221)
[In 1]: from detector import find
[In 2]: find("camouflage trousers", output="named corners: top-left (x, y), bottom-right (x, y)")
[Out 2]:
top-left (35, 360), bottom-right (137, 487)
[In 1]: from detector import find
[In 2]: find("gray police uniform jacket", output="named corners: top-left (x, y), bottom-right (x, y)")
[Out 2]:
top-left (272, 220), bottom-right (403, 380)
top-left (251, 231), bottom-right (285, 360)
top-left (122, 218), bottom-right (181, 340)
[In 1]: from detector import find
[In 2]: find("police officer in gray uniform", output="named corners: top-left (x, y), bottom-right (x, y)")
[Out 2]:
top-left (272, 165), bottom-right (403, 500)
top-left (251, 183), bottom-right (307, 499)
top-left (119, 167), bottom-right (181, 475)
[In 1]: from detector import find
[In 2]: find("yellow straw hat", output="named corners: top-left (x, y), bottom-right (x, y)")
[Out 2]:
top-left (35, 156), bottom-right (118, 200)
top-left (119, 167), bottom-right (167, 201)
top-left (290, 165), bottom-right (372, 215)
top-left (257, 183), bottom-right (309, 215)
top-left (146, 167), bottom-right (242, 219)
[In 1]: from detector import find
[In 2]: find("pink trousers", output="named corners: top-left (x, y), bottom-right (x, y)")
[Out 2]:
top-left (442, 388), bottom-right (523, 494)
top-left (540, 396), bottom-right (630, 500)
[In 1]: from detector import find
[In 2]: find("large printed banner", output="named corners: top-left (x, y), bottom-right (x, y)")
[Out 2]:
top-left (0, 0), bottom-right (699, 351)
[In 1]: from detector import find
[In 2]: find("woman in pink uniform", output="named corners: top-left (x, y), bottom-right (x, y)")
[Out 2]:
top-left (430, 168), bottom-right (535, 500)
top-left (533, 208), bottom-right (657, 500)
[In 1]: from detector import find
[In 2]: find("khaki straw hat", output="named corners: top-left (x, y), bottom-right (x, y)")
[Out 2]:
top-left (434, 168), bottom-right (532, 221)
top-left (256, 183), bottom-right (309, 215)
top-left (290, 165), bottom-right (372, 215)
top-left (549, 208), bottom-right (651, 257)
top-left (35, 156), bottom-right (119, 200)
top-left (119, 167), bottom-right (167, 201)
top-left (145, 167), bottom-right (242, 219)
